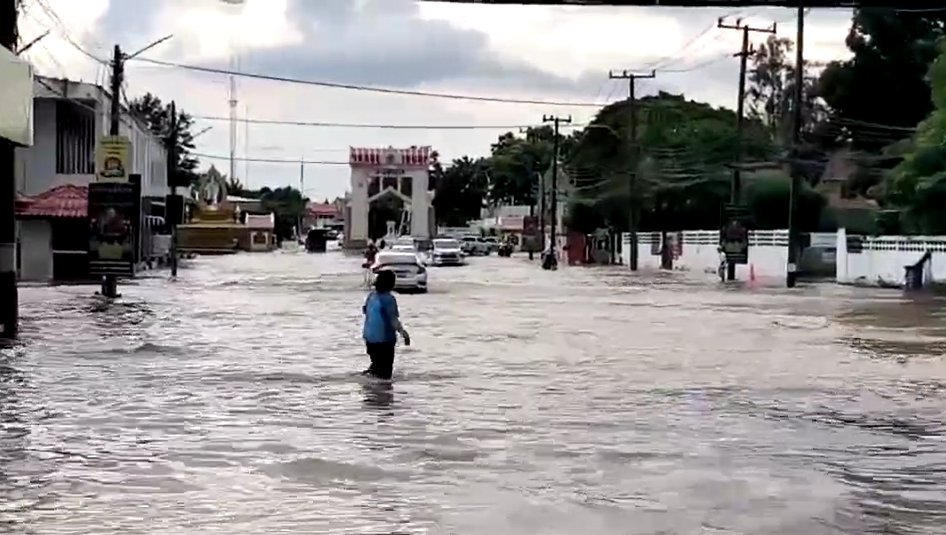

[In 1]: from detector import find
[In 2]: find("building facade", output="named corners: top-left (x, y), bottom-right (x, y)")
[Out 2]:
top-left (345, 146), bottom-right (434, 248)
top-left (13, 76), bottom-right (168, 282)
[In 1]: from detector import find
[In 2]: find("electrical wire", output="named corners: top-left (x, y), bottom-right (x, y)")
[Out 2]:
top-left (32, 0), bottom-right (107, 64)
top-left (191, 152), bottom-right (350, 165)
top-left (131, 54), bottom-right (731, 109)
top-left (191, 114), bottom-right (586, 130)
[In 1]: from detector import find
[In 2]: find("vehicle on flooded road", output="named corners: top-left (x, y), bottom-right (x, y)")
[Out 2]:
top-left (482, 236), bottom-right (500, 254)
top-left (460, 235), bottom-right (489, 256)
top-left (430, 238), bottom-right (465, 266)
top-left (371, 251), bottom-right (428, 293)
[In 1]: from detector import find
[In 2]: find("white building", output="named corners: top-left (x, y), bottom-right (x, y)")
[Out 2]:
top-left (14, 76), bottom-right (169, 282)
top-left (345, 146), bottom-right (434, 248)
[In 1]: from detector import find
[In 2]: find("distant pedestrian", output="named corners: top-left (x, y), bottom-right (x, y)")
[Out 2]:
top-left (361, 270), bottom-right (410, 380)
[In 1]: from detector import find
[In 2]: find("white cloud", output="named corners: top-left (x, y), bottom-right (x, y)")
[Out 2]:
top-left (17, 1), bottom-right (859, 201)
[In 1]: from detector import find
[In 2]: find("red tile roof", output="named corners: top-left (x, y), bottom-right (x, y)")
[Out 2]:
top-left (16, 184), bottom-right (88, 218)
top-left (306, 202), bottom-right (339, 218)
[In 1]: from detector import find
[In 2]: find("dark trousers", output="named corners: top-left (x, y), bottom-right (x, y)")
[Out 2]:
top-left (365, 342), bottom-right (396, 379)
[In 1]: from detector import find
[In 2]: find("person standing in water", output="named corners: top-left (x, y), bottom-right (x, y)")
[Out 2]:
top-left (362, 270), bottom-right (410, 379)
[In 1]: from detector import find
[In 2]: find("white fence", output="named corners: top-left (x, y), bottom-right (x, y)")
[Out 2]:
top-left (613, 227), bottom-right (946, 288)
top-left (621, 229), bottom-right (789, 282)
top-left (836, 228), bottom-right (945, 287)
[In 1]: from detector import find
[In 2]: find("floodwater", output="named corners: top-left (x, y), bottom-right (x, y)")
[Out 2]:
top-left (4, 250), bottom-right (946, 534)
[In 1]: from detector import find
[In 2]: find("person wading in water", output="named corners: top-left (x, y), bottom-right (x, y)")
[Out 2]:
top-left (361, 270), bottom-right (411, 379)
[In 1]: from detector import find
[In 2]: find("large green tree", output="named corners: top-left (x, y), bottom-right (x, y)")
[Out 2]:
top-left (890, 41), bottom-right (946, 234)
top-left (818, 9), bottom-right (946, 151)
top-left (748, 35), bottom-right (827, 148)
top-left (566, 92), bottom-right (787, 232)
top-left (257, 186), bottom-right (308, 241)
top-left (433, 155), bottom-right (489, 227)
top-left (484, 126), bottom-right (580, 207)
top-left (129, 93), bottom-right (200, 185)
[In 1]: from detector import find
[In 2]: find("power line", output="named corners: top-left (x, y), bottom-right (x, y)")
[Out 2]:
top-left (130, 55), bottom-right (727, 108)
top-left (192, 152), bottom-right (350, 165)
top-left (191, 114), bottom-right (586, 130)
top-left (131, 57), bottom-right (613, 107)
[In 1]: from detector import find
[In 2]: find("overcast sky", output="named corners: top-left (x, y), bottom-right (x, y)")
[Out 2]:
top-left (19, 0), bottom-right (855, 200)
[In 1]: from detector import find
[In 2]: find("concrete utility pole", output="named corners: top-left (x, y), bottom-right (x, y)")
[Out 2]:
top-left (542, 114), bottom-right (570, 270)
top-left (519, 126), bottom-right (537, 260)
top-left (786, 3), bottom-right (805, 288)
top-left (103, 35), bottom-right (172, 297)
top-left (168, 101), bottom-right (179, 277)
top-left (1, 0), bottom-right (19, 339)
top-left (102, 44), bottom-right (125, 298)
top-left (718, 17), bottom-right (776, 281)
top-left (608, 69), bottom-right (654, 271)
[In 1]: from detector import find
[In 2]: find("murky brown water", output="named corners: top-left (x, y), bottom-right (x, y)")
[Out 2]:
top-left (3, 250), bottom-right (946, 534)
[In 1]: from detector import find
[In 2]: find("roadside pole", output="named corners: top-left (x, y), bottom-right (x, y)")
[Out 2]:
top-left (168, 101), bottom-right (179, 277)
top-left (1, 0), bottom-right (19, 338)
top-left (542, 114), bottom-right (571, 269)
top-left (101, 44), bottom-right (124, 298)
top-left (608, 69), bottom-right (655, 271)
top-left (786, 3), bottom-right (805, 288)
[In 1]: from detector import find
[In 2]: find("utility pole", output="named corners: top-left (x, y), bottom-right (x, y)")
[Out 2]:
top-left (102, 44), bottom-right (125, 298)
top-left (168, 101), bottom-right (179, 277)
top-left (298, 159), bottom-right (305, 241)
top-left (787, 3), bottom-right (805, 288)
top-left (102, 36), bottom-right (173, 297)
top-left (608, 69), bottom-right (654, 271)
top-left (1, 0), bottom-right (19, 339)
top-left (520, 127), bottom-right (537, 260)
top-left (541, 115), bottom-right (570, 269)
top-left (719, 17), bottom-right (776, 281)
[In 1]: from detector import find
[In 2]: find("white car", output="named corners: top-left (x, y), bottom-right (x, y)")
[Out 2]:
top-left (389, 240), bottom-right (430, 264)
top-left (371, 251), bottom-right (428, 293)
top-left (430, 238), bottom-right (465, 266)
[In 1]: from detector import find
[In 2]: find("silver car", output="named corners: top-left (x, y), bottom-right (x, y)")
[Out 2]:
top-left (371, 251), bottom-right (428, 293)
top-left (430, 238), bottom-right (465, 266)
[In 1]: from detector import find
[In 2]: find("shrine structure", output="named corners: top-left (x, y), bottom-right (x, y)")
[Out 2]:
top-left (344, 146), bottom-right (434, 249)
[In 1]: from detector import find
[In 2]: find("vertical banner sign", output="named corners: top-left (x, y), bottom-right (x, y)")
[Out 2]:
top-left (521, 215), bottom-right (540, 252)
top-left (721, 204), bottom-right (750, 265)
top-left (88, 182), bottom-right (139, 277)
top-left (97, 135), bottom-right (132, 183)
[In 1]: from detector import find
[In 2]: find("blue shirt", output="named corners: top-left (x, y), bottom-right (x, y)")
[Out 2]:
top-left (362, 291), bottom-right (399, 343)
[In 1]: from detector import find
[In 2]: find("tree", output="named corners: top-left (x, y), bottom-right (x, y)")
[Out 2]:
top-left (566, 92), bottom-right (781, 232)
top-left (890, 40), bottom-right (946, 234)
top-left (258, 186), bottom-right (308, 241)
top-left (129, 93), bottom-right (200, 185)
top-left (747, 35), bottom-right (827, 148)
top-left (433, 156), bottom-right (488, 227)
top-left (483, 126), bottom-right (580, 206)
top-left (817, 9), bottom-right (946, 151)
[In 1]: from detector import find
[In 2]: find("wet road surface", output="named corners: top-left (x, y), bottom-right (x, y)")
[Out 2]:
top-left (4, 250), bottom-right (946, 534)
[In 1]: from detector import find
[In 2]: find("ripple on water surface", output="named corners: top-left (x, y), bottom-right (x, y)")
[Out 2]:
top-left (3, 252), bottom-right (946, 534)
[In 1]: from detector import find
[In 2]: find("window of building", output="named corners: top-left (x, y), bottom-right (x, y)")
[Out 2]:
top-left (400, 176), bottom-right (413, 198)
top-left (55, 100), bottom-right (96, 175)
top-left (368, 176), bottom-right (380, 198)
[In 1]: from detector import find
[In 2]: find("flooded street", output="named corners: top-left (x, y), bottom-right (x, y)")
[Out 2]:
top-left (4, 250), bottom-right (946, 534)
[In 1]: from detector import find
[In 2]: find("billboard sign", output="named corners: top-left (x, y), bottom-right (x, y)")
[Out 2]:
top-left (96, 135), bottom-right (132, 183)
top-left (88, 182), bottom-right (139, 277)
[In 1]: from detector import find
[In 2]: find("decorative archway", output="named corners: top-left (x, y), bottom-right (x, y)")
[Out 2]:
top-left (345, 146), bottom-right (435, 248)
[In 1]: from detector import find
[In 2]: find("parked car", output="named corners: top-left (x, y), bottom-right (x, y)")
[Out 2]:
top-left (430, 238), bottom-right (466, 266)
top-left (461, 235), bottom-right (489, 256)
top-left (371, 251), bottom-right (428, 293)
top-left (481, 236), bottom-right (500, 254)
